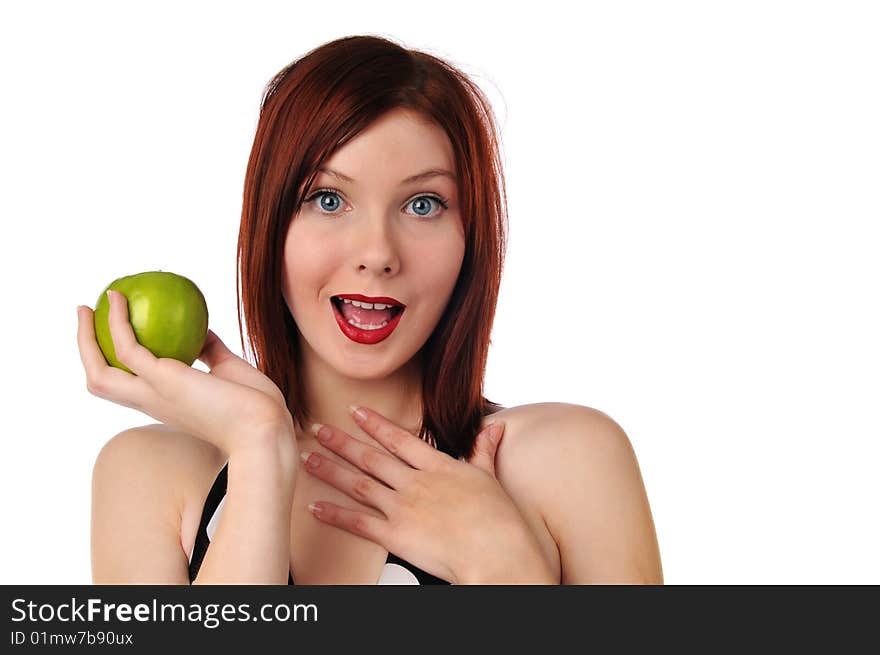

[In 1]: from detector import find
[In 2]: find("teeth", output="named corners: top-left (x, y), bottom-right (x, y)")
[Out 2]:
top-left (339, 298), bottom-right (397, 310)
top-left (348, 318), bottom-right (389, 330)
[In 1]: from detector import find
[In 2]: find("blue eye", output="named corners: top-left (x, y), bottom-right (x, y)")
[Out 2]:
top-left (409, 196), bottom-right (444, 217)
top-left (312, 190), bottom-right (342, 213)
top-left (304, 188), bottom-right (449, 219)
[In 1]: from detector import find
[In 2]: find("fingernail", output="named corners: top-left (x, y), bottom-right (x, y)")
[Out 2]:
top-left (106, 290), bottom-right (114, 303)
top-left (311, 423), bottom-right (330, 442)
top-left (307, 502), bottom-right (323, 515)
top-left (349, 404), bottom-right (367, 422)
top-left (300, 451), bottom-right (319, 468)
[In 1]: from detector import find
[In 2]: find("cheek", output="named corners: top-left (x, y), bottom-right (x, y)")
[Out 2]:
top-left (441, 228), bottom-right (466, 282)
top-left (281, 225), bottom-right (330, 310)
top-left (413, 234), bottom-right (465, 298)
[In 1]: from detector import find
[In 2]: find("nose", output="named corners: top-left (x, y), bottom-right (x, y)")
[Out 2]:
top-left (353, 213), bottom-right (401, 276)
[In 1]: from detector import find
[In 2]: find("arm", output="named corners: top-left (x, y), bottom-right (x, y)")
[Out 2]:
top-left (537, 406), bottom-right (664, 584)
top-left (192, 431), bottom-right (298, 585)
top-left (81, 293), bottom-right (301, 584)
top-left (91, 425), bottom-right (298, 585)
top-left (91, 427), bottom-right (192, 584)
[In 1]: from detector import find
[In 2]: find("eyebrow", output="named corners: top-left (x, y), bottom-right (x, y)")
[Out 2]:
top-left (317, 167), bottom-right (456, 185)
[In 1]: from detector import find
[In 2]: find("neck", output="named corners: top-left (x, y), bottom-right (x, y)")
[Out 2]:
top-left (290, 339), bottom-right (425, 452)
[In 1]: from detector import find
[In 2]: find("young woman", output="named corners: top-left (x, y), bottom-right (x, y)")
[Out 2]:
top-left (77, 35), bottom-right (663, 585)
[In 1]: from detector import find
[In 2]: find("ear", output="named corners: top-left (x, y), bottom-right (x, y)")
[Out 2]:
top-left (468, 422), bottom-right (505, 478)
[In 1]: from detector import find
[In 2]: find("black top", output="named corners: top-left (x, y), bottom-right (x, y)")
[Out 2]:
top-left (187, 436), bottom-right (458, 585)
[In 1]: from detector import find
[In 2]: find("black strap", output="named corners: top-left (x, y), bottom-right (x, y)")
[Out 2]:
top-left (188, 463), bottom-right (228, 583)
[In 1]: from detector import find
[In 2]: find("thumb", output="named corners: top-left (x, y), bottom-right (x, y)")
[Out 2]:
top-left (197, 329), bottom-right (288, 406)
top-left (198, 329), bottom-right (239, 369)
top-left (468, 421), bottom-right (506, 477)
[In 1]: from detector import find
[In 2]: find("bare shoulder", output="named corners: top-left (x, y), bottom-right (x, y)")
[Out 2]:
top-left (483, 401), bottom-right (639, 511)
top-left (95, 423), bottom-right (224, 510)
top-left (484, 402), bottom-right (662, 583)
top-left (92, 423), bottom-right (226, 580)
top-left (480, 403), bottom-right (605, 491)
top-left (481, 401), bottom-right (626, 474)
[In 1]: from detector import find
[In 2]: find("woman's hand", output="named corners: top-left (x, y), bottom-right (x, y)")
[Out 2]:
top-left (299, 405), bottom-right (555, 584)
top-left (76, 289), bottom-right (295, 455)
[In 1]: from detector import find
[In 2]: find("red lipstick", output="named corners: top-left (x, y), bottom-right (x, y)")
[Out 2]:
top-left (330, 294), bottom-right (406, 345)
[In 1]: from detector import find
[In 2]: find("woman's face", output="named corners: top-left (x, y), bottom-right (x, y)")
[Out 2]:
top-left (282, 108), bottom-right (465, 380)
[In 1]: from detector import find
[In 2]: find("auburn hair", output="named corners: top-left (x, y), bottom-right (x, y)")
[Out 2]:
top-left (236, 35), bottom-right (506, 460)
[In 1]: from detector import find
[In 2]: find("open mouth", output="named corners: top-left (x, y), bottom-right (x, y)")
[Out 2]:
top-left (331, 296), bottom-right (404, 329)
top-left (330, 295), bottom-right (406, 345)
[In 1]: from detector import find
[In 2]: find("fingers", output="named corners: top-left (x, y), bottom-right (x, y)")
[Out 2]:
top-left (76, 305), bottom-right (110, 380)
top-left (349, 406), bottom-right (446, 471)
top-left (76, 304), bottom-right (152, 403)
top-left (105, 290), bottom-right (160, 379)
top-left (468, 422), bottom-right (505, 476)
top-left (300, 449), bottom-right (396, 515)
top-left (311, 423), bottom-right (414, 491)
top-left (77, 299), bottom-right (286, 449)
top-left (306, 501), bottom-right (390, 547)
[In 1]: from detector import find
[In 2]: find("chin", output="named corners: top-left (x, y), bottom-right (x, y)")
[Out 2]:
top-left (333, 361), bottom-right (403, 381)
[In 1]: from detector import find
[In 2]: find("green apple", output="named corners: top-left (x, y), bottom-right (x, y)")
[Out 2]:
top-left (94, 271), bottom-right (209, 374)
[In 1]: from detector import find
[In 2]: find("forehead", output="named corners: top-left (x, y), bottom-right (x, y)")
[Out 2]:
top-left (319, 108), bottom-right (456, 185)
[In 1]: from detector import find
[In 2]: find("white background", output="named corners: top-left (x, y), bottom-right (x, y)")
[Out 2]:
top-left (1, 1), bottom-right (877, 584)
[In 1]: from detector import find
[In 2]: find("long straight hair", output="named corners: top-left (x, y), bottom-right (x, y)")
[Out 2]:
top-left (237, 35), bottom-right (506, 459)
